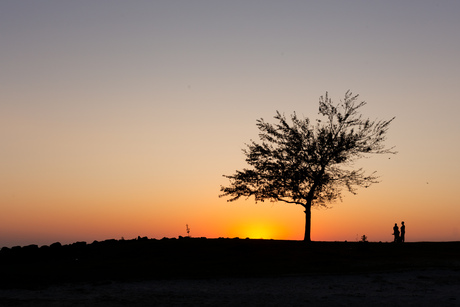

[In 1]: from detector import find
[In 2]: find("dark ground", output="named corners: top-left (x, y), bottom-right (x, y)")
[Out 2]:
top-left (1, 239), bottom-right (459, 306)
top-left (1, 238), bottom-right (460, 287)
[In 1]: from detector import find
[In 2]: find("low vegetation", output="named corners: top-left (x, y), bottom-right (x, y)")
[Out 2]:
top-left (1, 238), bottom-right (460, 289)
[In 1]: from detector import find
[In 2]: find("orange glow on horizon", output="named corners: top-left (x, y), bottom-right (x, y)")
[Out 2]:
top-left (241, 224), bottom-right (273, 239)
top-left (227, 219), bottom-right (293, 240)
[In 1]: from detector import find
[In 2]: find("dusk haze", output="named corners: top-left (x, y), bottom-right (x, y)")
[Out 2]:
top-left (2, 1), bottom-right (460, 248)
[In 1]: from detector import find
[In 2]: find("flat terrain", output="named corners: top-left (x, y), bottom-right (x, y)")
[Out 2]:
top-left (1, 239), bottom-right (459, 306)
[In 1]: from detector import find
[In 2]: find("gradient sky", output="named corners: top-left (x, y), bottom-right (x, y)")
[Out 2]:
top-left (1, 1), bottom-right (459, 247)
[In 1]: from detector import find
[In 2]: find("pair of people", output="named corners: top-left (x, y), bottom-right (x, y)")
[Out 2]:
top-left (393, 221), bottom-right (405, 243)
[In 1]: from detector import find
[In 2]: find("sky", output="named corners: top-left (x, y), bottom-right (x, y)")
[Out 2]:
top-left (1, 1), bottom-right (459, 247)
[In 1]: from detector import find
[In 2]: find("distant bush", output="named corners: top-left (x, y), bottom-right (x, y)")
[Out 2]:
top-left (23, 244), bottom-right (38, 251)
top-left (50, 242), bottom-right (62, 249)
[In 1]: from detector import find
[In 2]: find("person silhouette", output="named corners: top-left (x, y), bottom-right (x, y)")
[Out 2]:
top-left (393, 223), bottom-right (400, 243)
top-left (400, 221), bottom-right (405, 243)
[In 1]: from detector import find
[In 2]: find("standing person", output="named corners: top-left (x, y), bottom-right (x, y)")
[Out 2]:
top-left (393, 223), bottom-right (400, 243)
top-left (400, 221), bottom-right (405, 243)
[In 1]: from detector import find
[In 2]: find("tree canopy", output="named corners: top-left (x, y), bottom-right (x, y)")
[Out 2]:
top-left (220, 91), bottom-right (395, 241)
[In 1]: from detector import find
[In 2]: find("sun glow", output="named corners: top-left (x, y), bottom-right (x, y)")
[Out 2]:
top-left (230, 221), bottom-right (285, 239)
top-left (245, 225), bottom-right (273, 239)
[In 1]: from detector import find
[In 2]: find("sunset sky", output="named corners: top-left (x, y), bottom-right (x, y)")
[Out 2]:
top-left (1, 1), bottom-right (459, 247)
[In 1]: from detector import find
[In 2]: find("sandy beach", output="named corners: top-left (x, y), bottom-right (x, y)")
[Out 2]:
top-left (1, 268), bottom-right (459, 306)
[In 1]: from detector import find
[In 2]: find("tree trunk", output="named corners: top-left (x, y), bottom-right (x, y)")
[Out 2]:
top-left (304, 205), bottom-right (311, 242)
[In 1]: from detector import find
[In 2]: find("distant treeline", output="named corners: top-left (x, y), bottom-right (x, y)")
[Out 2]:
top-left (0, 236), bottom-right (212, 263)
top-left (0, 236), bottom-right (265, 288)
top-left (0, 235), bottom-right (231, 254)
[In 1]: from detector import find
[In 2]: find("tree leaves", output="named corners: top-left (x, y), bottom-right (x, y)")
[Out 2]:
top-left (220, 91), bottom-right (395, 211)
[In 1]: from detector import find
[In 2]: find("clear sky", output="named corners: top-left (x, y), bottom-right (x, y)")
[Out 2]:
top-left (1, 1), bottom-right (459, 247)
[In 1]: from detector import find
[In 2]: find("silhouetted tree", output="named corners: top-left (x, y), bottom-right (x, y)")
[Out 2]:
top-left (220, 91), bottom-right (395, 242)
